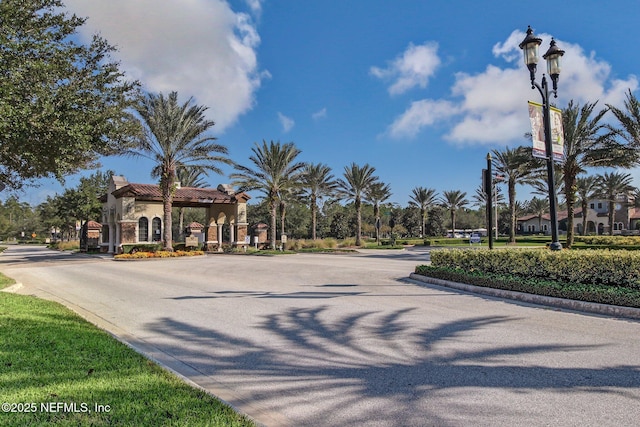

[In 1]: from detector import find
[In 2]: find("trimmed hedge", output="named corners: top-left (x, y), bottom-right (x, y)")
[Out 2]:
top-left (574, 235), bottom-right (640, 246)
top-left (429, 248), bottom-right (640, 290)
top-left (121, 243), bottom-right (163, 254)
top-left (414, 265), bottom-right (640, 308)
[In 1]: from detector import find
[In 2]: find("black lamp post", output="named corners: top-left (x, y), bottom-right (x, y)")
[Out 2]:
top-left (519, 26), bottom-right (565, 250)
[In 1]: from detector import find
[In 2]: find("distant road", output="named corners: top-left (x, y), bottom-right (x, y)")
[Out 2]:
top-left (2, 245), bottom-right (640, 426)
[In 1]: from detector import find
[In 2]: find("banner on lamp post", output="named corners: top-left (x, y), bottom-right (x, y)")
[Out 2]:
top-left (528, 101), bottom-right (565, 163)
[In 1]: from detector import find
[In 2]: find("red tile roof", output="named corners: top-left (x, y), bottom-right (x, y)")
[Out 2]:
top-left (110, 184), bottom-right (250, 206)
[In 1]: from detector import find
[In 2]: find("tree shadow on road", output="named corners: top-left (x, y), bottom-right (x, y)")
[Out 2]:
top-left (145, 308), bottom-right (640, 426)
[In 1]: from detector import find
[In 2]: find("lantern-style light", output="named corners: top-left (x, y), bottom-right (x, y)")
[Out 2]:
top-left (543, 38), bottom-right (565, 77)
top-left (519, 26), bottom-right (542, 66)
top-left (519, 26), bottom-right (542, 84)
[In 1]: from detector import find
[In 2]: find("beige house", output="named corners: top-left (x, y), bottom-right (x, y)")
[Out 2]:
top-left (100, 176), bottom-right (250, 253)
top-left (517, 194), bottom-right (640, 236)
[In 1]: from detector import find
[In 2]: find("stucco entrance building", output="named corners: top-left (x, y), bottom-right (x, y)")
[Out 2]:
top-left (100, 176), bottom-right (250, 253)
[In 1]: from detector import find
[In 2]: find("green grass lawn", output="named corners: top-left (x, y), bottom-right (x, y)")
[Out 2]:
top-left (0, 273), bottom-right (255, 427)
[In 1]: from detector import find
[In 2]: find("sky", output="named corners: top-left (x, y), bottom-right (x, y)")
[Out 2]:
top-left (16, 0), bottom-right (640, 207)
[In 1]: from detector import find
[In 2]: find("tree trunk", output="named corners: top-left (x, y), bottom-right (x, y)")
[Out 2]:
top-left (279, 200), bottom-right (286, 238)
top-left (608, 201), bottom-right (615, 236)
top-left (508, 180), bottom-right (516, 243)
top-left (564, 175), bottom-right (576, 248)
top-left (162, 194), bottom-right (173, 251)
top-left (355, 197), bottom-right (362, 247)
top-left (421, 208), bottom-right (426, 237)
top-left (270, 199), bottom-right (278, 250)
top-left (581, 201), bottom-right (588, 236)
top-left (311, 195), bottom-right (317, 240)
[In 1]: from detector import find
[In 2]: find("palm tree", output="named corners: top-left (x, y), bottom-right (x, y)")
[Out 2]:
top-left (607, 89), bottom-right (640, 150)
top-left (364, 181), bottom-right (392, 244)
top-left (526, 197), bottom-right (550, 233)
top-left (558, 100), bottom-right (635, 247)
top-left (595, 171), bottom-right (635, 235)
top-left (130, 91), bottom-right (230, 251)
top-left (231, 140), bottom-right (305, 250)
top-left (491, 146), bottom-right (543, 243)
top-left (337, 163), bottom-right (379, 246)
top-left (300, 163), bottom-right (337, 240)
top-left (176, 166), bottom-right (208, 241)
top-left (575, 175), bottom-right (598, 235)
top-left (408, 187), bottom-right (438, 238)
top-left (440, 190), bottom-right (468, 236)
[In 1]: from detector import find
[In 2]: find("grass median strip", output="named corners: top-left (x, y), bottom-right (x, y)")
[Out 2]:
top-left (0, 274), bottom-right (255, 426)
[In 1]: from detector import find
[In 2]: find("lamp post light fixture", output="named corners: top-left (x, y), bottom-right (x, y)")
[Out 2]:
top-left (519, 26), bottom-right (565, 251)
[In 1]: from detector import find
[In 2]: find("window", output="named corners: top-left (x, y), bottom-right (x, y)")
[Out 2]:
top-left (542, 224), bottom-right (548, 231)
top-left (138, 217), bottom-right (149, 242)
top-left (102, 224), bottom-right (109, 243)
top-left (590, 203), bottom-right (595, 209)
top-left (152, 217), bottom-right (162, 241)
top-left (598, 203), bottom-right (602, 209)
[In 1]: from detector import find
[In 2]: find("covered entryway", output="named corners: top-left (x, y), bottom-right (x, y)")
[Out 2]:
top-left (100, 176), bottom-right (250, 253)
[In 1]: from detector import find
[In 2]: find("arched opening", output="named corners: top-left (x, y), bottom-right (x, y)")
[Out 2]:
top-left (152, 217), bottom-right (162, 242)
top-left (138, 217), bottom-right (149, 242)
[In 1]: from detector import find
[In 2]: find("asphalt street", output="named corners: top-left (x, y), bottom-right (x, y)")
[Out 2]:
top-left (2, 245), bottom-right (640, 426)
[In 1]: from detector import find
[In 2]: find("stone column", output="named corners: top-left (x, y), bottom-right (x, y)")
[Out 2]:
top-left (217, 224), bottom-right (223, 252)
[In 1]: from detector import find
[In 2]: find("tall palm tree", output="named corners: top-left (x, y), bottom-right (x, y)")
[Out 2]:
top-left (575, 175), bottom-right (598, 236)
top-left (607, 89), bottom-right (640, 150)
top-left (337, 163), bottom-right (379, 246)
top-left (491, 146), bottom-right (543, 243)
top-left (231, 140), bottom-right (305, 250)
top-left (300, 163), bottom-right (337, 240)
top-left (175, 166), bottom-right (208, 241)
top-left (130, 91), bottom-right (230, 251)
top-left (408, 187), bottom-right (438, 238)
top-left (364, 181), bottom-right (392, 244)
top-left (559, 100), bottom-right (635, 247)
top-left (440, 190), bottom-right (468, 235)
top-left (595, 171), bottom-right (635, 235)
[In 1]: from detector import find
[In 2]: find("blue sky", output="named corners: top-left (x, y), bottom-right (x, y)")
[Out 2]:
top-left (17, 0), bottom-right (640, 207)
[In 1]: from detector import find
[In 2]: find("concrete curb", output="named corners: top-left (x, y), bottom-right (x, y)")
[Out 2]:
top-left (1, 282), bottom-right (23, 293)
top-left (409, 273), bottom-right (640, 320)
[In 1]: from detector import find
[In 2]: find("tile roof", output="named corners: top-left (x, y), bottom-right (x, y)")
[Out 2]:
top-left (110, 183), bottom-right (249, 206)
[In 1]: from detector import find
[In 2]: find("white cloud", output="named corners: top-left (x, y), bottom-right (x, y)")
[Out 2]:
top-left (384, 30), bottom-right (638, 144)
top-left (370, 42), bottom-right (441, 95)
top-left (278, 112), bottom-right (295, 133)
top-left (245, 0), bottom-right (263, 17)
top-left (312, 108), bottom-right (327, 120)
top-left (64, 0), bottom-right (265, 132)
top-left (387, 100), bottom-right (459, 139)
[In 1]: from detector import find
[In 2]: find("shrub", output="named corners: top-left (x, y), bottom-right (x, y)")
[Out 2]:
top-left (414, 265), bottom-right (640, 308)
top-left (121, 243), bottom-right (162, 254)
top-left (49, 240), bottom-right (80, 251)
top-left (574, 235), bottom-right (640, 246)
top-left (429, 248), bottom-right (640, 290)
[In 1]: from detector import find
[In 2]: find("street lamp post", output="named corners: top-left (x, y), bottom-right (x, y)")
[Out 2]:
top-left (519, 26), bottom-right (565, 251)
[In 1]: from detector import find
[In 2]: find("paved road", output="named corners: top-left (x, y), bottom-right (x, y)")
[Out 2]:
top-left (2, 245), bottom-right (640, 426)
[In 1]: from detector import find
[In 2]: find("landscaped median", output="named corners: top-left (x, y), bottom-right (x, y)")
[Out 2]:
top-left (0, 274), bottom-right (255, 426)
top-left (412, 248), bottom-right (640, 317)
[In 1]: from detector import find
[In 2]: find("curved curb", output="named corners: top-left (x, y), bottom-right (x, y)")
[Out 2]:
top-left (409, 273), bottom-right (640, 321)
top-left (1, 282), bottom-right (23, 293)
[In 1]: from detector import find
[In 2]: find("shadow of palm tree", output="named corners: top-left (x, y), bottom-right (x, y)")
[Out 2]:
top-left (144, 308), bottom-right (640, 426)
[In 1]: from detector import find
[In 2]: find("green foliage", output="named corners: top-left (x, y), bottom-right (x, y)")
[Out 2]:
top-left (0, 196), bottom-right (41, 241)
top-left (121, 243), bottom-right (163, 254)
top-left (574, 235), bottom-right (640, 246)
top-left (0, 0), bottom-right (140, 190)
top-left (0, 271), bottom-right (15, 290)
top-left (429, 248), bottom-right (640, 289)
top-left (414, 265), bottom-right (640, 308)
top-left (0, 291), bottom-right (254, 426)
